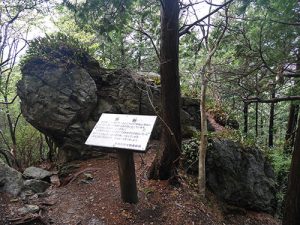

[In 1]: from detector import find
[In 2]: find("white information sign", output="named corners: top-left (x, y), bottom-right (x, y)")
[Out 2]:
top-left (85, 113), bottom-right (157, 151)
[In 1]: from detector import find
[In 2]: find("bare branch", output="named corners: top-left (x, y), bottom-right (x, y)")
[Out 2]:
top-left (0, 95), bottom-right (18, 105)
top-left (179, 0), bottom-right (234, 37)
top-left (128, 26), bottom-right (160, 61)
top-left (246, 96), bottom-right (300, 103)
top-left (258, 21), bottom-right (276, 74)
top-left (13, 112), bottom-right (22, 138)
top-left (0, 130), bottom-right (11, 151)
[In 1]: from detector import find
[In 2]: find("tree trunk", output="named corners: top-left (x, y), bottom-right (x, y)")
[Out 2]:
top-left (284, 103), bottom-right (299, 152)
top-left (255, 102), bottom-right (259, 137)
top-left (198, 73), bottom-right (208, 196)
top-left (260, 107), bottom-right (264, 136)
top-left (282, 117), bottom-right (300, 225)
top-left (243, 101), bottom-right (248, 134)
top-left (45, 135), bottom-right (57, 162)
top-left (268, 91), bottom-right (275, 147)
top-left (148, 0), bottom-right (181, 180)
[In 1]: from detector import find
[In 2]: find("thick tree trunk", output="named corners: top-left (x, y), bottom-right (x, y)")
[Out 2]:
top-left (243, 101), bottom-right (248, 134)
top-left (148, 0), bottom-right (181, 180)
top-left (268, 91), bottom-right (275, 147)
top-left (282, 117), bottom-right (300, 225)
top-left (284, 103), bottom-right (299, 152)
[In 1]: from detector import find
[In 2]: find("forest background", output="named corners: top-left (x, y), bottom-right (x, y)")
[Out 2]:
top-left (0, 0), bottom-right (299, 224)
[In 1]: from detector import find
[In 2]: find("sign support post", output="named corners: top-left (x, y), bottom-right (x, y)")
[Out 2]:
top-left (85, 113), bottom-right (156, 204)
top-left (118, 150), bottom-right (138, 203)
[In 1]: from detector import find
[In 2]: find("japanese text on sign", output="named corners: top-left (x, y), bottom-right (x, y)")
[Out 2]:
top-left (85, 113), bottom-right (157, 151)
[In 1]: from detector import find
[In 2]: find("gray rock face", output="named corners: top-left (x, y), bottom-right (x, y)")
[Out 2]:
top-left (206, 138), bottom-right (276, 213)
top-left (18, 61), bottom-right (97, 147)
top-left (17, 55), bottom-right (204, 161)
top-left (23, 166), bottom-right (52, 180)
top-left (0, 160), bottom-right (24, 196)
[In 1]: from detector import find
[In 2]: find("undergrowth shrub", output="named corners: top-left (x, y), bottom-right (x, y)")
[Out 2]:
top-left (207, 104), bottom-right (239, 129)
top-left (181, 138), bottom-right (199, 173)
top-left (267, 148), bottom-right (291, 217)
top-left (181, 130), bottom-right (258, 173)
top-left (21, 33), bottom-right (91, 68)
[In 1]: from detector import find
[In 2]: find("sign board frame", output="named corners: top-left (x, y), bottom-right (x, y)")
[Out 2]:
top-left (85, 113), bottom-right (157, 204)
top-left (85, 113), bottom-right (157, 152)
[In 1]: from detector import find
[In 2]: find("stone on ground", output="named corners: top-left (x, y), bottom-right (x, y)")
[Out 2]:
top-left (0, 160), bottom-right (24, 196)
top-left (23, 166), bottom-right (52, 180)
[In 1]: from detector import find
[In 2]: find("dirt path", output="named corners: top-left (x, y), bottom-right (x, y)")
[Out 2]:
top-left (1, 142), bottom-right (280, 225)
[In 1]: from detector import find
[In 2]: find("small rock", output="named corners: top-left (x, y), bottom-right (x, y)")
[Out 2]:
top-left (20, 190), bottom-right (35, 200)
top-left (17, 204), bottom-right (39, 215)
top-left (88, 218), bottom-right (105, 225)
top-left (23, 167), bottom-right (52, 180)
top-left (80, 179), bottom-right (92, 184)
top-left (84, 173), bottom-right (93, 180)
top-left (22, 179), bottom-right (50, 193)
top-left (50, 174), bottom-right (60, 186)
top-left (10, 198), bottom-right (19, 202)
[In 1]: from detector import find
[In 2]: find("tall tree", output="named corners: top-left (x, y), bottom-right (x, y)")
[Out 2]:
top-left (284, 103), bottom-right (299, 151)
top-left (148, 0), bottom-right (182, 180)
top-left (283, 116), bottom-right (300, 225)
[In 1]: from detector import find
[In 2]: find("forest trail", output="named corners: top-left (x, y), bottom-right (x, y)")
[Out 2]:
top-left (1, 141), bottom-right (280, 225)
top-left (206, 112), bottom-right (226, 132)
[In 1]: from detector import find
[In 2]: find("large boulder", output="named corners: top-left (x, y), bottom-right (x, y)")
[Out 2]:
top-left (206, 138), bottom-right (276, 213)
top-left (17, 49), bottom-right (206, 161)
top-left (0, 160), bottom-right (24, 196)
top-left (181, 138), bottom-right (276, 213)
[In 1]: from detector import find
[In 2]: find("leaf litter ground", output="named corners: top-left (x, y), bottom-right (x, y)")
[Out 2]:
top-left (0, 141), bottom-right (280, 225)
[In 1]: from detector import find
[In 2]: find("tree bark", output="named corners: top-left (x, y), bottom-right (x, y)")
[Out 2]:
top-left (148, 0), bottom-right (181, 180)
top-left (284, 103), bottom-right (299, 152)
top-left (243, 101), bottom-right (248, 134)
top-left (268, 90), bottom-right (275, 147)
top-left (282, 117), bottom-right (300, 225)
top-left (198, 73), bottom-right (208, 196)
top-left (255, 102), bottom-right (259, 137)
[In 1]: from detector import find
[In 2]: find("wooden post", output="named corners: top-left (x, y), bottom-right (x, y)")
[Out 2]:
top-left (118, 150), bottom-right (138, 203)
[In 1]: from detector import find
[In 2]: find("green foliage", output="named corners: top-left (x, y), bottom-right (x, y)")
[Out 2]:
top-left (61, 0), bottom-right (160, 70)
top-left (21, 33), bottom-right (91, 67)
top-left (210, 129), bottom-right (259, 148)
top-left (0, 68), bottom-right (48, 168)
top-left (267, 148), bottom-right (291, 217)
top-left (181, 138), bottom-right (199, 170)
top-left (15, 117), bottom-right (46, 167)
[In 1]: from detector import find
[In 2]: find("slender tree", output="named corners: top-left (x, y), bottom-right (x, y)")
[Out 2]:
top-left (198, 4), bottom-right (229, 196)
top-left (268, 87), bottom-right (276, 147)
top-left (243, 101), bottom-right (249, 135)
